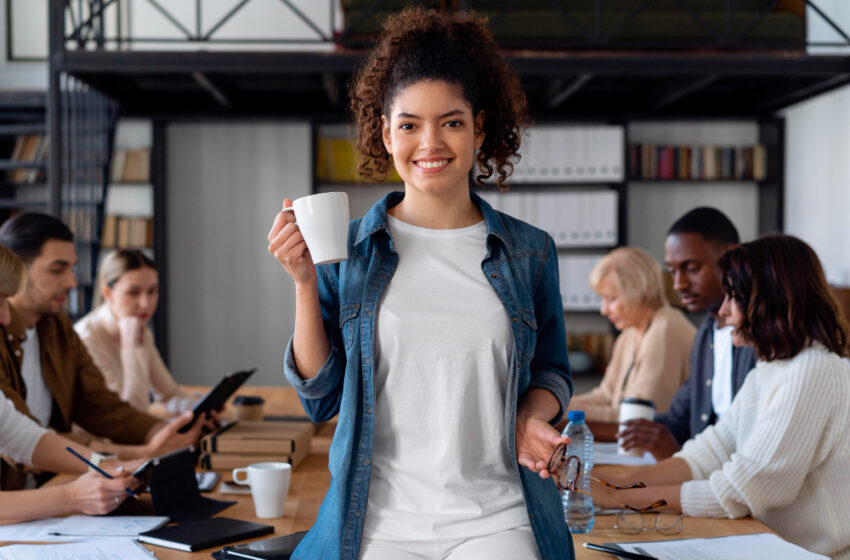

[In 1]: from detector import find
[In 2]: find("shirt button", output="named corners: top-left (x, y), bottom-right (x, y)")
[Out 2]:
top-left (512, 317), bottom-right (518, 323)
top-left (701, 413), bottom-right (709, 422)
top-left (6, 333), bottom-right (12, 341)
top-left (706, 379), bottom-right (712, 387)
top-left (353, 511), bottom-right (361, 518)
top-left (363, 458), bottom-right (370, 465)
top-left (490, 273), bottom-right (498, 279)
top-left (13, 349), bottom-right (21, 358)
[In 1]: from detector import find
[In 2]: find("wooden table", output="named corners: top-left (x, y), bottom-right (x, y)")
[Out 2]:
top-left (32, 387), bottom-right (777, 558)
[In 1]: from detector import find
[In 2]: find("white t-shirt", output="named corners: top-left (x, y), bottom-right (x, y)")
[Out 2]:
top-left (0, 395), bottom-right (48, 465)
top-left (21, 327), bottom-right (51, 427)
top-left (363, 216), bottom-right (527, 541)
top-left (711, 324), bottom-right (734, 418)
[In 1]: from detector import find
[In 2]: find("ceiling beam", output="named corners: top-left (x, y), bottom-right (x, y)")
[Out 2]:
top-left (545, 74), bottom-right (593, 109)
top-left (648, 74), bottom-right (718, 111)
top-left (191, 72), bottom-right (231, 108)
top-left (756, 73), bottom-right (850, 113)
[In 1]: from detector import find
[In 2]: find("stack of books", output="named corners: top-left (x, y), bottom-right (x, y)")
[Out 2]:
top-left (199, 420), bottom-right (312, 473)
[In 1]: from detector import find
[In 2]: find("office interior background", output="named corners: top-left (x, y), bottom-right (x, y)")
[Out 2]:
top-left (1, 1), bottom-right (849, 389)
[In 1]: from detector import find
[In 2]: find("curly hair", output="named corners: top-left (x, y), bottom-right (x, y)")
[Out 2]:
top-left (348, 7), bottom-right (530, 189)
top-left (717, 235), bottom-right (848, 361)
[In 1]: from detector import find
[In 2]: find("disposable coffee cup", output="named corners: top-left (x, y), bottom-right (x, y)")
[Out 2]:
top-left (618, 397), bottom-right (656, 456)
top-left (232, 462), bottom-right (291, 518)
top-left (282, 192), bottom-right (349, 265)
top-left (233, 395), bottom-right (265, 421)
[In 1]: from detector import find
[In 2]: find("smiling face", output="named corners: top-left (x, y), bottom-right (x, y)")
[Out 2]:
top-left (664, 232), bottom-right (730, 315)
top-left (718, 293), bottom-right (748, 346)
top-left (382, 79), bottom-right (484, 200)
top-left (103, 266), bottom-right (159, 323)
top-left (14, 239), bottom-right (77, 316)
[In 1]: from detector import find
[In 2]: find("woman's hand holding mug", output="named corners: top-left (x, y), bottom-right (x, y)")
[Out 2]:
top-left (268, 198), bottom-right (317, 286)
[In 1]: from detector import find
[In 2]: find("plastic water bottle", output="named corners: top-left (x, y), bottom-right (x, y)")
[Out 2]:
top-left (562, 410), bottom-right (594, 533)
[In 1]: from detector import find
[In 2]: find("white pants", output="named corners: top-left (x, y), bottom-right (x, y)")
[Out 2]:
top-left (359, 525), bottom-right (540, 560)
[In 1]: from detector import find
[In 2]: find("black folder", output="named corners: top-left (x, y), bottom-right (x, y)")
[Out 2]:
top-left (137, 517), bottom-right (274, 552)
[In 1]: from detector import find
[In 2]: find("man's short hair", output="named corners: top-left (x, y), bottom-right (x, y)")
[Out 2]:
top-left (0, 213), bottom-right (74, 264)
top-left (667, 207), bottom-right (740, 246)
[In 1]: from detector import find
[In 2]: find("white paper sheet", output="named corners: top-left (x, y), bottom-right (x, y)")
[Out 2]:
top-left (0, 539), bottom-right (155, 560)
top-left (594, 442), bottom-right (656, 466)
top-left (614, 533), bottom-right (828, 560)
top-left (47, 516), bottom-right (169, 537)
top-left (0, 519), bottom-right (75, 542)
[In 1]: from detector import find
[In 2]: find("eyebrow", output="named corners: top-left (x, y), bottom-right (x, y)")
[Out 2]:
top-left (48, 260), bottom-right (73, 267)
top-left (396, 109), bottom-right (466, 120)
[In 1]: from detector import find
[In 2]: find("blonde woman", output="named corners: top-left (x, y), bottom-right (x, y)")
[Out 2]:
top-left (568, 247), bottom-right (696, 422)
top-left (75, 250), bottom-right (195, 415)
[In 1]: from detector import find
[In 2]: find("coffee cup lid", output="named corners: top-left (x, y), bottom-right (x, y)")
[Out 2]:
top-left (233, 395), bottom-right (265, 406)
top-left (621, 397), bottom-right (655, 408)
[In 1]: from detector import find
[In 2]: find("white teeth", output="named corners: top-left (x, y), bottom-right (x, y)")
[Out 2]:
top-left (417, 160), bottom-right (448, 169)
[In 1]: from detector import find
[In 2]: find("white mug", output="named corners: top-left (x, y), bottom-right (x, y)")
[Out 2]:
top-left (618, 397), bottom-right (656, 456)
top-left (232, 462), bottom-right (292, 518)
top-left (283, 192), bottom-right (349, 265)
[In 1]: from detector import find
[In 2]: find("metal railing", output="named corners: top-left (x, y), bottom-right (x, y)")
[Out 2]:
top-left (52, 0), bottom-right (850, 52)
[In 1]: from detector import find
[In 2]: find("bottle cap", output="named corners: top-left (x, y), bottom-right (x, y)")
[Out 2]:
top-left (567, 410), bottom-right (585, 422)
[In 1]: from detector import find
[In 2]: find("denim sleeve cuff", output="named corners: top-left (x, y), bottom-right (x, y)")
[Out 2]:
top-left (529, 369), bottom-right (573, 425)
top-left (283, 336), bottom-right (344, 400)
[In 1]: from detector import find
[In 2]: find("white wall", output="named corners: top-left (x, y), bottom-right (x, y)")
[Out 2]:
top-left (167, 122), bottom-right (312, 386)
top-left (782, 0), bottom-right (850, 285)
top-left (0, 0), bottom-right (47, 90)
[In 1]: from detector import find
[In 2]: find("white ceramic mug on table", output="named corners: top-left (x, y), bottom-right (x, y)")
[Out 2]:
top-left (283, 192), bottom-right (349, 265)
top-left (232, 462), bottom-right (292, 518)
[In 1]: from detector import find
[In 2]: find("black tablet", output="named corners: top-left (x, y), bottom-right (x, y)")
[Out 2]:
top-left (177, 368), bottom-right (256, 433)
top-left (219, 531), bottom-right (307, 559)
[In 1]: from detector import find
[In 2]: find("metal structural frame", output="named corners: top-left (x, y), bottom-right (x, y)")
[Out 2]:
top-left (45, 0), bottom-right (850, 356)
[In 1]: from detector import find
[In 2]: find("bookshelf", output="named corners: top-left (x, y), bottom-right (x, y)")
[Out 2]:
top-left (0, 92), bottom-right (50, 216)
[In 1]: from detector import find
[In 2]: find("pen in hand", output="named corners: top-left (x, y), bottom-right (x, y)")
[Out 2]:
top-left (65, 446), bottom-right (139, 500)
top-left (582, 542), bottom-right (658, 560)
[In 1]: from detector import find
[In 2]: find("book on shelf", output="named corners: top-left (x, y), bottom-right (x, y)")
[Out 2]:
top-left (316, 136), bottom-right (401, 183)
top-left (101, 215), bottom-right (153, 249)
top-left (110, 147), bottom-right (151, 183)
top-left (629, 143), bottom-right (766, 181)
top-left (6, 134), bottom-right (47, 183)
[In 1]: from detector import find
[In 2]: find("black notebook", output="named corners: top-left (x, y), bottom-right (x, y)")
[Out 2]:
top-left (214, 531), bottom-right (308, 559)
top-left (137, 517), bottom-right (274, 552)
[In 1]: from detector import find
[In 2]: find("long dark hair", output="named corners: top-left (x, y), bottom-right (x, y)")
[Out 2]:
top-left (717, 234), bottom-right (848, 360)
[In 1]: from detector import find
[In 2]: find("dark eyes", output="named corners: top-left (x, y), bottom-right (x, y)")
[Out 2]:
top-left (397, 120), bottom-right (464, 131)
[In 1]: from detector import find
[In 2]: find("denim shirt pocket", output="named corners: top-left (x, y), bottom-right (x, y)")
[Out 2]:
top-left (518, 306), bottom-right (538, 365)
top-left (339, 303), bottom-right (361, 351)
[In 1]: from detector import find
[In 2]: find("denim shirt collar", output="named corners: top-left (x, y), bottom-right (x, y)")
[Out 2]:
top-left (354, 189), bottom-right (513, 253)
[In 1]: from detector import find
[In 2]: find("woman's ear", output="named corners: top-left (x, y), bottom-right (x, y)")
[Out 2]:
top-left (381, 115), bottom-right (392, 153)
top-left (474, 110), bottom-right (486, 150)
top-left (101, 283), bottom-right (113, 305)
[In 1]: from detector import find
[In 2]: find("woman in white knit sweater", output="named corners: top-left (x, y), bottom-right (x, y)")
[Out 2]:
top-left (592, 235), bottom-right (850, 560)
top-left (75, 249), bottom-right (195, 415)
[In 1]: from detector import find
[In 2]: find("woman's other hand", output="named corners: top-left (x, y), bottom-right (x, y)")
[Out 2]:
top-left (516, 412), bottom-right (570, 479)
top-left (268, 198), bottom-right (317, 286)
top-left (117, 315), bottom-right (145, 348)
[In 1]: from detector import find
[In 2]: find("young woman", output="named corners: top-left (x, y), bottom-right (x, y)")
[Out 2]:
top-left (567, 247), bottom-right (695, 422)
top-left (75, 249), bottom-right (195, 415)
top-left (592, 235), bottom-right (850, 560)
top-left (267, 8), bottom-right (573, 560)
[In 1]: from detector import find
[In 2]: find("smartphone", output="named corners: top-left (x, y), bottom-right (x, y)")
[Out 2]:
top-left (178, 368), bottom-right (256, 433)
top-left (221, 531), bottom-right (307, 559)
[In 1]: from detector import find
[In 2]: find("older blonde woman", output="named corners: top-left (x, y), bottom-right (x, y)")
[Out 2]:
top-left (568, 247), bottom-right (696, 422)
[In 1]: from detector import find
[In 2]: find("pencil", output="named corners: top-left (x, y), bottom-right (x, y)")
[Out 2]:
top-left (65, 446), bottom-right (138, 500)
top-left (582, 542), bottom-right (658, 560)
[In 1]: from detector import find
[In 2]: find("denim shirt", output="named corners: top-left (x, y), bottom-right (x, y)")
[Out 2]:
top-left (283, 191), bottom-right (575, 560)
